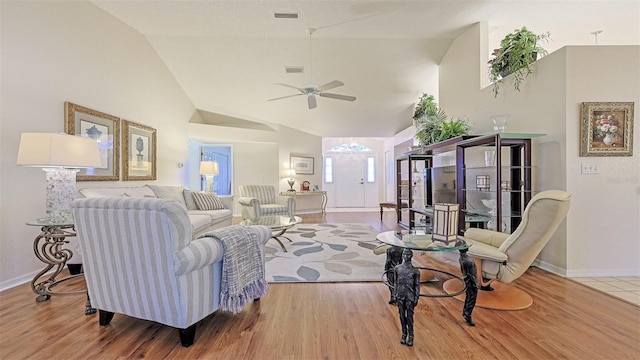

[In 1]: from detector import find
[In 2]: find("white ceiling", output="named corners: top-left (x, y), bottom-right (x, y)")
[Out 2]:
top-left (92, 0), bottom-right (640, 137)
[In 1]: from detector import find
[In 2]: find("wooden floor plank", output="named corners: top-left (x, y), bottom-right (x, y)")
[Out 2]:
top-left (1, 211), bottom-right (638, 359)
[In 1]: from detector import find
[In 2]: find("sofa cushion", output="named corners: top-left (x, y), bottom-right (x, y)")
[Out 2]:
top-left (125, 186), bottom-right (157, 198)
top-left (191, 191), bottom-right (226, 210)
top-left (147, 185), bottom-right (187, 207)
top-left (79, 188), bottom-right (128, 198)
top-left (183, 189), bottom-right (198, 210)
top-left (189, 214), bottom-right (212, 235)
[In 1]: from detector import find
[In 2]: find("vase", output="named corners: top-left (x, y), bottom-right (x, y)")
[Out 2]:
top-left (603, 133), bottom-right (614, 146)
top-left (491, 114), bottom-right (509, 133)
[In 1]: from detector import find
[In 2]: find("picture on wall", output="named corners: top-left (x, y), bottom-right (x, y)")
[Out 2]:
top-left (291, 156), bottom-right (314, 175)
top-left (64, 101), bottom-right (120, 181)
top-left (122, 120), bottom-right (157, 181)
top-left (580, 102), bottom-right (634, 157)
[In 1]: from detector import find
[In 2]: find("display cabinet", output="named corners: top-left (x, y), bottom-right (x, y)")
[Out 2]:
top-left (395, 153), bottom-right (431, 230)
top-left (455, 133), bottom-right (544, 234)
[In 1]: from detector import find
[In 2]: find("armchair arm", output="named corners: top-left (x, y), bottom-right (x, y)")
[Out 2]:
top-left (466, 240), bottom-right (509, 263)
top-left (464, 228), bottom-right (510, 248)
top-left (238, 196), bottom-right (261, 220)
top-left (275, 195), bottom-right (295, 216)
top-left (173, 236), bottom-right (224, 275)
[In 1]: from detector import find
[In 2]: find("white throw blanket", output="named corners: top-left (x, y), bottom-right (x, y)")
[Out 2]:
top-left (199, 225), bottom-right (269, 313)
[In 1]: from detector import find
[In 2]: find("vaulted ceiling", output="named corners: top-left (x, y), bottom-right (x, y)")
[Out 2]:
top-left (92, 1), bottom-right (640, 137)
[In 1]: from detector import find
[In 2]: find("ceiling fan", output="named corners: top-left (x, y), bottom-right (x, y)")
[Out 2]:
top-left (267, 28), bottom-right (356, 110)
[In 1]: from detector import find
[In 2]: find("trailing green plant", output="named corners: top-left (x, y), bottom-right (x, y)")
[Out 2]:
top-left (488, 27), bottom-right (550, 97)
top-left (412, 93), bottom-right (470, 147)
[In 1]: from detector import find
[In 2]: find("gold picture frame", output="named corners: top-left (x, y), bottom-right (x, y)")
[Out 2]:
top-left (64, 101), bottom-right (120, 181)
top-left (122, 120), bottom-right (157, 181)
top-left (580, 102), bottom-right (634, 157)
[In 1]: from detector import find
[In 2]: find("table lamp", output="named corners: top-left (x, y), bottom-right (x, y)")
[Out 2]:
top-left (199, 161), bottom-right (219, 192)
top-left (431, 203), bottom-right (459, 245)
top-left (286, 169), bottom-right (296, 192)
top-left (17, 133), bottom-right (101, 223)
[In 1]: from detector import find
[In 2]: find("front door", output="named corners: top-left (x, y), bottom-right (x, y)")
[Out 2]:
top-left (334, 153), bottom-right (366, 207)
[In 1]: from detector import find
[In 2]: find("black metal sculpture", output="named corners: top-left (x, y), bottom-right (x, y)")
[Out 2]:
top-left (458, 248), bottom-right (478, 326)
top-left (394, 248), bottom-right (420, 346)
top-left (384, 245), bottom-right (403, 304)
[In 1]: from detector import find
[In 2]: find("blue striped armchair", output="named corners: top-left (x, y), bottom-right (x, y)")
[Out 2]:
top-left (71, 197), bottom-right (270, 347)
top-left (238, 185), bottom-right (295, 221)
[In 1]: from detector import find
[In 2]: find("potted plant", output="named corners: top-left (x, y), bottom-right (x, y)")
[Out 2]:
top-left (413, 93), bottom-right (471, 147)
top-left (488, 27), bottom-right (550, 97)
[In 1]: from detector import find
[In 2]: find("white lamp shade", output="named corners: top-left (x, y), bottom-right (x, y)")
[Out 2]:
top-left (286, 169), bottom-right (296, 177)
top-left (199, 161), bottom-right (219, 175)
top-left (16, 133), bottom-right (100, 168)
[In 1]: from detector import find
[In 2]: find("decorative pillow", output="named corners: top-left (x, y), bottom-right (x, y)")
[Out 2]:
top-left (147, 185), bottom-right (187, 207)
top-left (183, 189), bottom-right (198, 210)
top-left (191, 191), bottom-right (226, 210)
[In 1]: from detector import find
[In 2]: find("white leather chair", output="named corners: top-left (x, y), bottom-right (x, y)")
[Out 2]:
top-left (446, 190), bottom-right (571, 310)
top-left (238, 185), bottom-right (295, 221)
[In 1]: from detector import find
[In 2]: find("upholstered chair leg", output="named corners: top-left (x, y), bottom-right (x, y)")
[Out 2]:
top-left (179, 324), bottom-right (197, 347)
top-left (99, 310), bottom-right (114, 326)
top-left (472, 257), bottom-right (495, 291)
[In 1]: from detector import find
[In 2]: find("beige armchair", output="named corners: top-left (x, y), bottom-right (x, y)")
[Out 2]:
top-left (238, 185), bottom-right (295, 221)
top-left (445, 190), bottom-right (571, 310)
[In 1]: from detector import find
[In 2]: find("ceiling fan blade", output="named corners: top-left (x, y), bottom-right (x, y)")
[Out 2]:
top-left (267, 93), bottom-right (303, 101)
top-left (274, 83), bottom-right (303, 91)
top-left (319, 92), bottom-right (356, 101)
top-left (317, 80), bottom-right (344, 92)
top-left (307, 94), bottom-right (317, 109)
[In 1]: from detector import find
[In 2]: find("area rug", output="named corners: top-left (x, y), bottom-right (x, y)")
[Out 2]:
top-left (264, 223), bottom-right (385, 283)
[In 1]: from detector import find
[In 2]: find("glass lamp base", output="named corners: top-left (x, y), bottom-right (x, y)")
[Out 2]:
top-left (43, 168), bottom-right (78, 222)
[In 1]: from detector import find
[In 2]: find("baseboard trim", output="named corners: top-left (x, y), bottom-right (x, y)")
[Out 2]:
top-left (532, 259), bottom-right (566, 277)
top-left (565, 268), bottom-right (640, 278)
top-left (0, 269), bottom-right (43, 293)
top-left (532, 259), bottom-right (640, 278)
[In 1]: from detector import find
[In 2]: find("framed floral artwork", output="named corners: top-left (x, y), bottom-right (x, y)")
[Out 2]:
top-left (122, 120), bottom-right (157, 181)
top-left (580, 102), bottom-right (634, 157)
top-left (64, 101), bottom-right (120, 181)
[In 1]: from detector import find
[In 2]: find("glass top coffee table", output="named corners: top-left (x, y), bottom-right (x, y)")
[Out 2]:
top-left (240, 215), bottom-right (302, 252)
top-left (377, 230), bottom-right (478, 326)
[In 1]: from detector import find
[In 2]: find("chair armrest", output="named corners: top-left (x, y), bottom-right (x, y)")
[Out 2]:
top-left (464, 228), bottom-right (510, 248)
top-left (275, 196), bottom-right (295, 215)
top-left (466, 240), bottom-right (509, 263)
top-left (238, 197), bottom-right (258, 206)
top-left (238, 197), bottom-right (261, 220)
top-left (173, 236), bottom-right (223, 275)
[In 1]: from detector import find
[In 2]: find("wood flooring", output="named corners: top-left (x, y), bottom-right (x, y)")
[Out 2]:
top-left (1, 211), bottom-right (638, 359)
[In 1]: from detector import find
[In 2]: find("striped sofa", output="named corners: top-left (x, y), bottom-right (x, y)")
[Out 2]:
top-left (237, 185), bottom-right (295, 221)
top-left (71, 197), bottom-right (270, 347)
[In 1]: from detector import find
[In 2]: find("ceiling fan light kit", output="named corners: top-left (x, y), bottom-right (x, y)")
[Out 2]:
top-left (267, 28), bottom-right (356, 109)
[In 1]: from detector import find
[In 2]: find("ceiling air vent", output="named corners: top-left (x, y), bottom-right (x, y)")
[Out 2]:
top-left (285, 66), bottom-right (304, 74)
top-left (274, 12), bottom-right (299, 19)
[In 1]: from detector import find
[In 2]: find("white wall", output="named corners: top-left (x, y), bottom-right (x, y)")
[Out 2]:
top-left (0, 1), bottom-right (196, 287)
top-left (438, 23), bottom-right (639, 276)
top-left (564, 46), bottom-right (640, 277)
top-left (0, 2), bottom-right (323, 289)
top-left (187, 122), bottom-right (322, 216)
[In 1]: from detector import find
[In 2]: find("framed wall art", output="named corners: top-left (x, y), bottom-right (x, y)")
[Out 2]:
top-left (122, 120), bottom-right (157, 181)
top-left (64, 101), bottom-right (120, 181)
top-left (580, 102), bottom-right (634, 157)
top-left (291, 156), bottom-right (314, 175)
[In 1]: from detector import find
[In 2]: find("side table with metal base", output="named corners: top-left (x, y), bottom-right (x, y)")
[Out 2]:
top-left (26, 219), bottom-right (96, 315)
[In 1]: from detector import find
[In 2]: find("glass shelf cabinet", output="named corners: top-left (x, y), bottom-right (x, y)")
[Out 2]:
top-left (455, 133), bottom-right (544, 234)
top-left (395, 153), bottom-right (432, 231)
